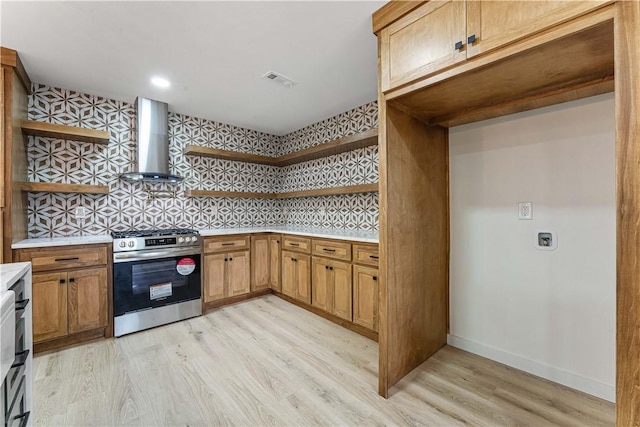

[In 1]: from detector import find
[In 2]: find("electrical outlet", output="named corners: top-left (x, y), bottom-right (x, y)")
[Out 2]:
top-left (518, 202), bottom-right (533, 220)
top-left (208, 206), bottom-right (217, 216)
top-left (74, 207), bottom-right (87, 219)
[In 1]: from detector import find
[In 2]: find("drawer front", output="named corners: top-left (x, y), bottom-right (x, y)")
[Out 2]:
top-left (282, 236), bottom-right (311, 253)
top-left (312, 239), bottom-right (351, 261)
top-left (353, 244), bottom-right (379, 267)
top-left (23, 246), bottom-right (107, 272)
top-left (203, 236), bottom-right (250, 253)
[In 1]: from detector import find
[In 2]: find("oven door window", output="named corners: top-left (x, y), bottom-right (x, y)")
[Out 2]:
top-left (114, 255), bottom-right (201, 316)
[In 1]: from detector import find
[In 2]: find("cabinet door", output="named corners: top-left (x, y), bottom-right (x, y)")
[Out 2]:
top-left (204, 253), bottom-right (227, 302)
top-left (311, 257), bottom-right (330, 312)
top-left (281, 251), bottom-right (297, 299)
top-left (251, 235), bottom-right (270, 292)
top-left (331, 260), bottom-right (352, 321)
top-left (380, 0), bottom-right (466, 91)
top-left (68, 267), bottom-right (108, 334)
top-left (296, 254), bottom-right (311, 305)
top-left (466, 1), bottom-right (610, 58)
top-left (269, 235), bottom-right (281, 291)
top-left (32, 272), bottom-right (68, 342)
top-left (228, 250), bottom-right (250, 297)
top-left (353, 265), bottom-right (379, 331)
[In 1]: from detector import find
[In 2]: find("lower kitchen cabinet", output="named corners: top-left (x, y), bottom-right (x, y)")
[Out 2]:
top-left (204, 250), bottom-right (250, 303)
top-left (251, 235), bottom-right (270, 292)
top-left (15, 243), bottom-right (111, 349)
top-left (32, 267), bottom-right (109, 342)
top-left (269, 235), bottom-right (281, 291)
top-left (312, 257), bottom-right (352, 321)
top-left (353, 264), bottom-right (379, 331)
top-left (282, 250), bottom-right (310, 304)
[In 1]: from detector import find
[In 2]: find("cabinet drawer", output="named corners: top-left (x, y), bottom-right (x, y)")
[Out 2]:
top-left (312, 239), bottom-right (351, 261)
top-left (282, 236), bottom-right (311, 253)
top-left (23, 246), bottom-right (107, 272)
top-left (353, 244), bottom-right (379, 266)
top-left (203, 235), bottom-right (250, 253)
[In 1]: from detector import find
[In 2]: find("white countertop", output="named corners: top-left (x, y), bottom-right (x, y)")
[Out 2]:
top-left (11, 234), bottom-right (114, 249)
top-left (199, 226), bottom-right (378, 243)
top-left (12, 227), bottom-right (378, 249)
top-left (0, 262), bottom-right (31, 292)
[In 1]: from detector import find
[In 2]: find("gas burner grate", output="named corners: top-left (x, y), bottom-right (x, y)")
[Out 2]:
top-left (111, 228), bottom-right (199, 239)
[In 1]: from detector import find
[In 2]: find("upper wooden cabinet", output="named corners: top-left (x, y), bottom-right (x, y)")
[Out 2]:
top-left (378, 0), bottom-right (610, 92)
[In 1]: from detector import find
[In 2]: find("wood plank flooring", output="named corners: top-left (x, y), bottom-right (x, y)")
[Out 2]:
top-left (33, 295), bottom-right (614, 426)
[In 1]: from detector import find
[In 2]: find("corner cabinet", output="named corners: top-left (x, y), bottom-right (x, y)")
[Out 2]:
top-left (380, 0), bottom-right (611, 91)
top-left (14, 243), bottom-right (111, 351)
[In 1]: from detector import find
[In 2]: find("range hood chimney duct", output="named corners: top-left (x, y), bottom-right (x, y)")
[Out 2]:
top-left (120, 97), bottom-right (182, 183)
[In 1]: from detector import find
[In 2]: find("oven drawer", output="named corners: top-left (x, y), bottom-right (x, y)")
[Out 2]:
top-left (282, 235), bottom-right (311, 253)
top-left (203, 236), bottom-right (250, 253)
top-left (353, 244), bottom-right (379, 266)
top-left (312, 239), bottom-right (351, 261)
top-left (21, 246), bottom-right (107, 272)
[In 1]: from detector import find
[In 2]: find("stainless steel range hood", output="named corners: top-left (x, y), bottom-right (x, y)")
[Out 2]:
top-left (120, 97), bottom-right (182, 183)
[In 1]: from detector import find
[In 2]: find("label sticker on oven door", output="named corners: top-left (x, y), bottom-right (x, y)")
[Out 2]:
top-left (176, 258), bottom-right (196, 276)
top-left (150, 282), bottom-right (172, 300)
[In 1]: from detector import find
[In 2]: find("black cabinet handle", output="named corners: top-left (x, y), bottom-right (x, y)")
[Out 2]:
top-left (369, 255), bottom-right (379, 260)
top-left (325, 265), bottom-right (328, 270)
top-left (229, 258), bottom-right (233, 261)
top-left (292, 258), bottom-right (297, 262)
top-left (55, 257), bottom-right (79, 262)
top-left (69, 278), bottom-right (75, 283)
top-left (467, 34), bottom-right (477, 44)
top-left (59, 278), bottom-right (66, 284)
top-left (221, 243), bottom-right (235, 246)
top-left (224, 258), bottom-right (228, 262)
top-left (322, 248), bottom-right (336, 252)
top-left (329, 267), bottom-right (333, 271)
top-left (373, 276), bottom-right (378, 281)
top-left (454, 40), bottom-right (463, 50)
top-left (289, 243), bottom-right (300, 246)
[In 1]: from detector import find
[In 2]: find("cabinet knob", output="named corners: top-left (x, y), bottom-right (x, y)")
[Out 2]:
top-left (454, 40), bottom-right (464, 50)
top-left (373, 276), bottom-right (378, 281)
top-left (69, 278), bottom-right (75, 283)
top-left (229, 258), bottom-right (233, 261)
top-left (329, 267), bottom-right (333, 271)
top-left (467, 34), bottom-right (477, 44)
top-left (59, 278), bottom-right (66, 284)
top-left (224, 258), bottom-right (228, 262)
top-left (325, 265), bottom-right (328, 270)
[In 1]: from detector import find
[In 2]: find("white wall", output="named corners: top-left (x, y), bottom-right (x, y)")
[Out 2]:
top-left (448, 93), bottom-right (616, 402)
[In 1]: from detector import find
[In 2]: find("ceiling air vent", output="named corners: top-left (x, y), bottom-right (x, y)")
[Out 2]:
top-left (263, 71), bottom-right (296, 88)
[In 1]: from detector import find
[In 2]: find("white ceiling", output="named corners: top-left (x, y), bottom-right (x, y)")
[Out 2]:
top-left (0, 1), bottom-right (384, 135)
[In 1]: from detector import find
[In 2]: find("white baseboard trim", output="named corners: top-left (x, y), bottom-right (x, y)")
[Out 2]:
top-left (446, 334), bottom-right (615, 403)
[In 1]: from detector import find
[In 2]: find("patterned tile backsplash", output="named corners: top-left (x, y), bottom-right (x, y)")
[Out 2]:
top-left (26, 84), bottom-right (379, 237)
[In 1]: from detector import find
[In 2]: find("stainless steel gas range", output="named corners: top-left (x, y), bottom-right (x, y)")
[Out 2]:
top-left (112, 228), bottom-right (202, 337)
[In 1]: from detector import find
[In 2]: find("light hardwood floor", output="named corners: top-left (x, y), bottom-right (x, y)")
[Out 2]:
top-left (33, 295), bottom-right (614, 426)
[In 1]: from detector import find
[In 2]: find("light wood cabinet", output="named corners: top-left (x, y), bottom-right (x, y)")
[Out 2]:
top-left (379, 0), bottom-right (610, 91)
top-left (251, 235), bottom-right (270, 292)
top-left (16, 244), bottom-right (110, 347)
top-left (203, 250), bottom-right (250, 302)
top-left (269, 235), bottom-right (281, 291)
top-left (281, 250), bottom-right (311, 304)
top-left (312, 257), bottom-right (353, 321)
top-left (353, 265), bottom-right (379, 332)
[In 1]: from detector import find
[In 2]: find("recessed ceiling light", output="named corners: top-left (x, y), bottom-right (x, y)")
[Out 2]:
top-left (151, 77), bottom-right (170, 88)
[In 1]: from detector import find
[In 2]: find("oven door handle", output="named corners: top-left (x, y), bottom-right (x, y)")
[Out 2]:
top-left (113, 248), bottom-right (201, 263)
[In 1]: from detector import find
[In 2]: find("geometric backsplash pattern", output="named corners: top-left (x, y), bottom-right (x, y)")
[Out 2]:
top-left (27, 84), bottom-right (379, 237)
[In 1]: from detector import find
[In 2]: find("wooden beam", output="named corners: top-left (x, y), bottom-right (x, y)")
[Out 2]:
top-left (21, 120), bottom-right (110, 144)
top-left (615, 1), bottom-right (640, 424)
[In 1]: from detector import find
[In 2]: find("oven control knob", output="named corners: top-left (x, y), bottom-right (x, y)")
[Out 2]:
top-left (119, 241), bottom-right (126, 248)
top-left (190, 236), bottom-right (197, 242)
top-left (128, 241), bottom-right (135, 248)
top-left (179, 237), bottom-right (185, 244)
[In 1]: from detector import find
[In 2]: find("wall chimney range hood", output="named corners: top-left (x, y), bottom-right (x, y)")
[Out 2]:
top-left (120, 97), bottom-right (182, 183)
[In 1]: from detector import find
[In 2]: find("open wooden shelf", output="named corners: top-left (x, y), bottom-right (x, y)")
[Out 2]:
top-left (18, 182), bottom-right (110, 194)
top-left (21, 120), bottom-right (110, 145)
top-left (184, 183), bottom-right (378, 199)
top-left (183, 146), bottom-right (279, 165)
top-left (184, 189), bottom-right (274, 198)
top-left (184, 128), bottom-right (378, 167)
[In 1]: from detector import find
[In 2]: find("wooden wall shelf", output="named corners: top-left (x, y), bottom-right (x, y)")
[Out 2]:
top-left (18, 182), bottom-right (110, 194)
top-left (185, 183), bottom-right (378, 199)
top-left (184, 128), bottom-right (379, 167)
top-left (21, 120), bottom-right (110, 145)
